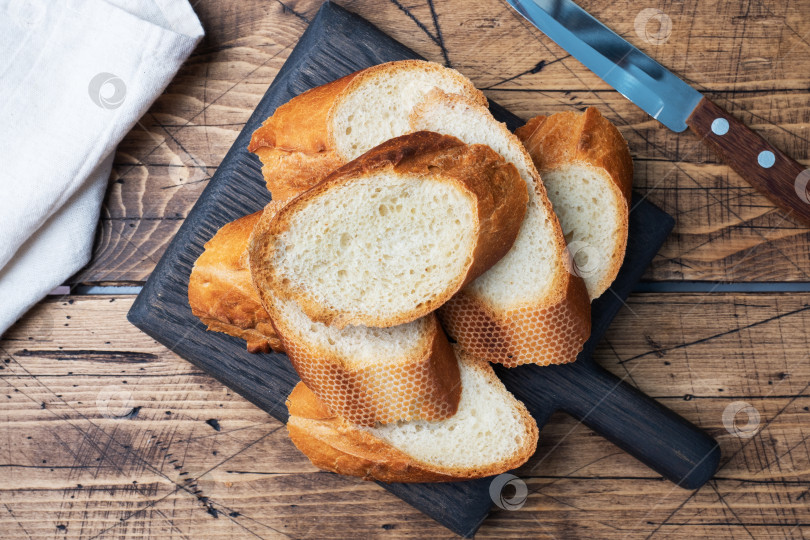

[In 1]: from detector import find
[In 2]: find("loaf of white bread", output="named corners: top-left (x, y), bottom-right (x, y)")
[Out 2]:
top-left (188, 60), bottom-right (632, 482)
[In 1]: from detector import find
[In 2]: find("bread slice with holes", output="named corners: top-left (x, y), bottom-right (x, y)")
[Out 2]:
top-left (248, 60), bottom-right (487, 201)
top-left (188, 206), bottom-right (285, 353)
top-left (286, 347), bottom-right (539, 482)
top-left (249, 131), bottom-right (528, 330)
top-left (515, 108), bottom-right (633, 300)
top-left (250, 197), bottom-right (462, 428)
top-left (408, 90), bottom-right (590, 367)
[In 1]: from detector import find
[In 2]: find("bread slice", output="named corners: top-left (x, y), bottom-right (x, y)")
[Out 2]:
top-left (270, 296), bottom-right (461, 427)
top-left (248, 60), bottom-right (487, 201)
top-left (515, 108), bottom-right (633, 299)
top-left (188, 207), bottom-right (283, 353)
top-left (249, 131), bottom-right (527, 329)
top-left (286, 347), bottom-right (539, 482)
top-left (409, 91), bottom-right (590, 367)
top-left (250, 199), bottom-right (462, 427)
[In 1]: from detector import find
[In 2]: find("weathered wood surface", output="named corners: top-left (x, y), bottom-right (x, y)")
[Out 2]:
top-left (74, 0), bottom-right (810, 284)
top-left (2, 293), bottom-right (808, 538)
top-left (5, 0), bottom-right (809, 537)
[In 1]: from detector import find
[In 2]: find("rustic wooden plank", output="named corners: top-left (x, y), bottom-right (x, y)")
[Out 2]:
top-left (83, 155), bottom-right (810, 284)
top-left (357, 0), bottom-right (810, 91)
top-left (2, 293), bottom-right (808, 538)
top-left (74, 0), bottom-right (810, 283)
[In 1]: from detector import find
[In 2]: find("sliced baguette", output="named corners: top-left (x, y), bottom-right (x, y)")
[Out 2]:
top-left (409, 91), bottom-right (590, 367)
top-left (249, 131), bottom-right (528, 329)
top-left (188, 207), bottom-right (283, 353)
top-left (515, 108), bottom-right (633, 299)
top-left (248, 60), bottom-right (487, 201)
top-left (251, 199), bottom-right (462, 428)
top-left (286, 347), bottom-right (539, 482)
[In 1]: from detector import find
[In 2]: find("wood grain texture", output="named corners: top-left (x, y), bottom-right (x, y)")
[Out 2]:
top-left (3, 1), bottom-right (805, 538)
top-left (2, 293), bottom-right (808, 538)
top-left (73, 0), bottom-right (810, 284)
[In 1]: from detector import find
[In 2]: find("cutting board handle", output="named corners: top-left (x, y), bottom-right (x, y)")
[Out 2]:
top-left (556, 361), bottom-right (720, 489)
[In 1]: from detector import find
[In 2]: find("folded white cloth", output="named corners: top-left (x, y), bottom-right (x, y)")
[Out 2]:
top-left (0, 0), bottom-right (203, 336)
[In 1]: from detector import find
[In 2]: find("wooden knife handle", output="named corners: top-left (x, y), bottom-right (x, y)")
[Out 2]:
top-left (686, 96), bottom-right (810, 227)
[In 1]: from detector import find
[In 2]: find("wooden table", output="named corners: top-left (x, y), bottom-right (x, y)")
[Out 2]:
top-left (2, 0), bottom-right (809, 537)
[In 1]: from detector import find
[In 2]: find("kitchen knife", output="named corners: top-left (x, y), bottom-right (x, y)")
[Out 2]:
top-left (505, 0), bottom-right (810, 227)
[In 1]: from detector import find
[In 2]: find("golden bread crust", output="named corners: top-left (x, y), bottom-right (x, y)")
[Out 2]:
top-left (252, 146), bottom-right (346, 202)
top-left (275, 312), bottom-right (462, 427)
top-left (249, 131), bottom-right (527, 329)
top-left (285, 352), bottom-right (539, 482)
top-left (515, 108), bottom-right (632, 203)
top-left (287, 392), bottom-right (461, 483)
top-left (188, 210), bottom-right (283, 353)
top-left (248, 60), bottom-right (487, 201)
top-left (515, 107), bottom-right (633, 298)
top-left (439, 270), bottom-right (591, 367)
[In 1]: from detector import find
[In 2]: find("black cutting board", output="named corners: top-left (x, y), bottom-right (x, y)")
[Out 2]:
top-left (128, 2), bottom-right (720, 537)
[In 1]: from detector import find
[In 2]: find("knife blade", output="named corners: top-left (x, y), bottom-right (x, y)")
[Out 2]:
top-left (506, 0), bottom-right (810, 227)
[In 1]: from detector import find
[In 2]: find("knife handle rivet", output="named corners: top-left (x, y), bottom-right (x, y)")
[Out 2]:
top-left (711, 118), bottom-right (729, 136)
top-left (758, 150), bottom-right (776, 169)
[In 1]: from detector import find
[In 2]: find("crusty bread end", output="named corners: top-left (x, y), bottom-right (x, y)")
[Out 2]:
top-left (188, 210), bottom-right (283, 353)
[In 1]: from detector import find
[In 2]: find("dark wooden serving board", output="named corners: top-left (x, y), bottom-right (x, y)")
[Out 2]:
top-left (128, 2), bottom-right (720, 536)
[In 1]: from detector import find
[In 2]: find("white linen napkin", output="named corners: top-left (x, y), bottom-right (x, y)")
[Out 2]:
top-left (0, 0), bottom-right (204, 336)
